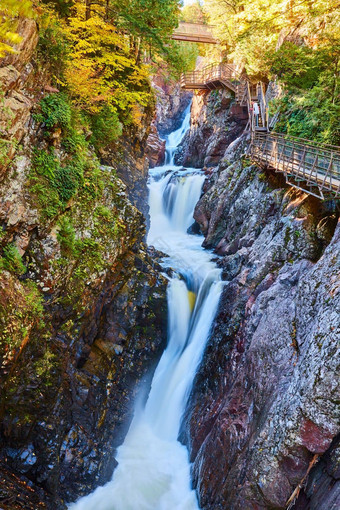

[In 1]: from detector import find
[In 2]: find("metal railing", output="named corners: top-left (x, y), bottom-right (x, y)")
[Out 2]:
top-left (251, 131), bottom-right (340, 198)
top-left (180, 63), bottom-right (240, 90)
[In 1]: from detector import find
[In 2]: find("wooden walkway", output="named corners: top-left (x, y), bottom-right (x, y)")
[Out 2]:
top-left (251, 132), bottom-right (340, 199)
top-left (172, 22), bottom-right (217, 44)
top-left (180, 63), bottom-right (239, 91)
top-left (180, 62), bottom-right (340, 199)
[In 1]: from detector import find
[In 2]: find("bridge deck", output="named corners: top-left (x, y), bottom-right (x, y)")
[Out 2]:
top-left (181, 63), bottom-right (239, 92)
top-left (251, 132), bottom-right (340, 199)
top-left (172, 22), bottom-right (217, 44)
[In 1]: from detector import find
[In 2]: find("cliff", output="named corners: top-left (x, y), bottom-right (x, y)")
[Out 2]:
top-left (0, 18), bottom-right (167, 509)
top-left (179, 96), bottom-right (339, 509)
top-left (175, 88), bottom-right (248, 168)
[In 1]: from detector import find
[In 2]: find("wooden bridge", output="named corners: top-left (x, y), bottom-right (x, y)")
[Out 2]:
top-left (172, 22), bottom-right (217, 44)
top-left (251, 132), bottom-right (340, 199)
top-left (180, 63), bottom-right (239, 91)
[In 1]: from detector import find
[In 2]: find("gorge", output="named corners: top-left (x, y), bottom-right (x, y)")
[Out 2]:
top-left (0, 2), bottom-right (339, 510)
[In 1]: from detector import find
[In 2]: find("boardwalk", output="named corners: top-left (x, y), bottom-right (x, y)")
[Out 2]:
top-left (180, 63), bottom-right (239, 91)
top-left (172, 22), bottom-right (217, 44)
top-left (180, 61), bottom-right (340, 199)
top-left (251, 131), bottom-right (340, 199)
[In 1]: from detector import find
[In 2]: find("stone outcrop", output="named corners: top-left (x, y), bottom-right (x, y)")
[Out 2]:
top-left (0, 19), bottom-right (39, 179)
top-left (175, 89), bottom-right (248, 168)
top-left (181, 134), bottom-right (340, 510)
top-left (145, 121), bottom-right (166, 168)
top-left (152, 76), bottom-right (192, 136)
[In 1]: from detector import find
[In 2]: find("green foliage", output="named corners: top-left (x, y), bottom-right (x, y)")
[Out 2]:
top-left (54, 159), bottom-right (84, 202)
top-left (40, 0), bottom-right (75, 17)
top-left (272, 91), bottom-right (340, 145)
top-left (269, 41), bottom-right (340, 146)
top-left (34, 93), bottom-right (72, 130)
top-left (37, 9), bottom-right (70, 79)
top-left (94, 205), bottom-right (112, 219)
top-left (110, 0), bottom-right (180, 59)
top-left (266, 42), bottom-right (332, 90)
top-left (0, 244), bottom-right (26, 276)
top-left (30, 148), bottom-right (86, 217)
top-left (57, 216), bottom-right (76, 256)
top-left (89, 106), bottom-right (122, 150)
top-left (204, 0), bottom-right (339, 79)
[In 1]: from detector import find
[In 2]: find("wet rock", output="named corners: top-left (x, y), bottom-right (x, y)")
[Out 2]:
top-left (0, 21), bottom-right (168, 510)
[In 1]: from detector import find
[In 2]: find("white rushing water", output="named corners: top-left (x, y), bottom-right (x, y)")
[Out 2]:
top-left (69, 105), bottom-right (223, 510)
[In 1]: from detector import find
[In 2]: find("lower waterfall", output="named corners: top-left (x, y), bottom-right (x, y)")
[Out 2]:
top-left (69, 108), bottom-right (223, 510)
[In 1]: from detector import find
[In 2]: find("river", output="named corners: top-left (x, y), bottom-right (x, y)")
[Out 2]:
top-left (69, 106), bottom-right (223, 510)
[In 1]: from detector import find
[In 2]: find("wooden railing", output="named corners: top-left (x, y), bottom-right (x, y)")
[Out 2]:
top-left (251, 131), bottom-right (340, 198)
top-left (181, 63), bottom-right (240, 91)
top-left (172, 22), bottom-right (217, 44)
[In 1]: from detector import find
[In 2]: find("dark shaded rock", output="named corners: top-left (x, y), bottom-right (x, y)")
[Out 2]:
top-left (293, 435), bottom-right (340, 510)
top-left (152, 77), bottom-right (192, 136)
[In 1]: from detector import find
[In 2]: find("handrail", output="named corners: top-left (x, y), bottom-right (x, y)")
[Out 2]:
top-left (173, 22), bottom-right (217, 44)
top-left (180, 62), bottom-right (241, 90)
top-left (251, 131), bottom-right (340, 198)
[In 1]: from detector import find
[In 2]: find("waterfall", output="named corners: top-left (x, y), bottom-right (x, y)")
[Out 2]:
top-left (68, 105), bottom-right (223, 510)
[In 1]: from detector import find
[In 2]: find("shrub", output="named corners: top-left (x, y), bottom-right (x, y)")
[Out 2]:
top-left (37, 8), bottom-right (69, 79)
top-left (0, 244), bottom-right (26, 275)
top-left (57, 216), bottom-right (76, 256)
top-left (35, 93), bottom-right (72, 131)
top-left (89, 106), bottom-right (122, 150)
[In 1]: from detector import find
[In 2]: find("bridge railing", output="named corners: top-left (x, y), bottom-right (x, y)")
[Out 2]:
top-left (180, 63), bottom-right (240, 89)
top-left (251, 131), bottom-right (340, 198)
top-left (173, 22), bottom-right (217, 43)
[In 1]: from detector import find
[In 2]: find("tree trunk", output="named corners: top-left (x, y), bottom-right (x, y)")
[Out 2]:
top-left (85, 0), bottom-right (91, 20)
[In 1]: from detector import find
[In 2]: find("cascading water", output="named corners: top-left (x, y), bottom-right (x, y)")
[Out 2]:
top-left (69, 105), bottom-right (223, 510)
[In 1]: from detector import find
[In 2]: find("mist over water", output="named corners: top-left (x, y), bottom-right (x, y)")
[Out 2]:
top-left (69, 106), bottom-right (223, 510)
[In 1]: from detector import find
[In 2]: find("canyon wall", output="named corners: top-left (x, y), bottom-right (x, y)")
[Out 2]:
top-left (0, 20), bottom-right (167, 509)
top-left (180, 93), bottom-right (339, 509)
top-left (175, 88), bottom-right (248, 168)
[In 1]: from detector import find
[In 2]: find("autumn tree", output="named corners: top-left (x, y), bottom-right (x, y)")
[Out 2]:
top-left (0, 0), bottom-right (33, 57)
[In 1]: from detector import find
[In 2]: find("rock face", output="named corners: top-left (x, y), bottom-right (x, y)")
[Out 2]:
top-left (181, 135), bottom-right (340, 509)
top-left (175, 89), bottom-right (248, 168)
top-left (0, 19), bottom-right (39, 179)
top-left (0, 17), bottom-right (168, 510)
top-left (145, 121), bottom-right (166, 168)
top-left (152, 77), bottom-right (192, 136)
